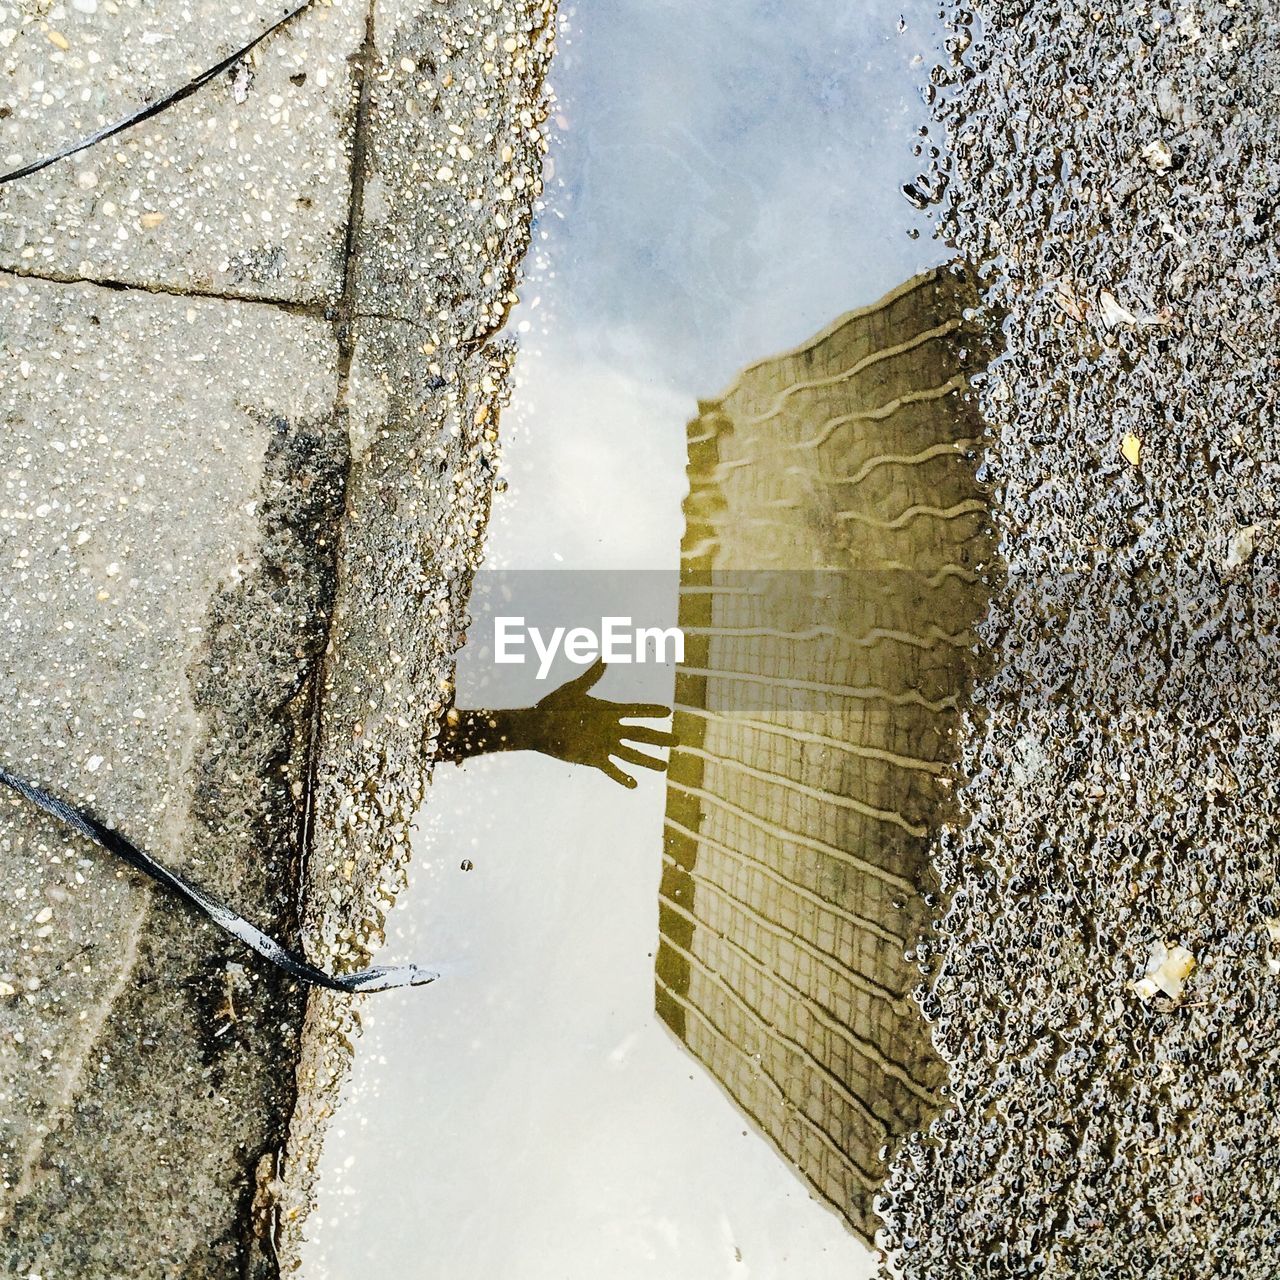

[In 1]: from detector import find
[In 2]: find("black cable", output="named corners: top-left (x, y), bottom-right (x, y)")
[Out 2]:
top-left (0, 762), bottom-right (437, 994)
top-left (0, 0), bottom-right (314, 186)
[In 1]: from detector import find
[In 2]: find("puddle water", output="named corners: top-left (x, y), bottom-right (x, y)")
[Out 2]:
top-left (303, 2), bottom-right (985, 1275)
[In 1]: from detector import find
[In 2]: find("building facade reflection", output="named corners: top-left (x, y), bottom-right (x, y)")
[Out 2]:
top-left (656, 266), bottom-right (993, 1242)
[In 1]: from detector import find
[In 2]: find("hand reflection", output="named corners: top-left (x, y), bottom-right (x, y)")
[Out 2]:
top-left (526, 657), bottom-right (675, 788)
top-left (438, 658), bottom-right (675, 789)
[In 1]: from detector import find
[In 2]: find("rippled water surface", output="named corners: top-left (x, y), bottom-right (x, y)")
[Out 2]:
top-left (304, 2), bottom-right (958, 1274)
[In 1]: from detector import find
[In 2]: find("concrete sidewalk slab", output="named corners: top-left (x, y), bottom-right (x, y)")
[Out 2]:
top-left (0, 270), bottom-right (344, 1278)
top-left (0, 0), bottom-right (364, 302)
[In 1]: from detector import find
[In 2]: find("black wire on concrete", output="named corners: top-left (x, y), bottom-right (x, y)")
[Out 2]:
top-left (0, 0), bottom-right (315, 186)
top-left (0, 762), bottom-right (437, 993)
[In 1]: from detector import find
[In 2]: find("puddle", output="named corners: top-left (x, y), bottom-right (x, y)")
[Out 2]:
top-left (303, 2), bottom-right (987, 1275)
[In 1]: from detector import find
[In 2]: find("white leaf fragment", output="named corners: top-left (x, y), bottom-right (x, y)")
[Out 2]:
top-left (1131, 941), bottom-right (1197, 1001)
top-left (1140, 139), bottom-right (1174, 172)
top-left (1226, 525), bottom-right (1258, 571)
top-left (1098, 291), bottom-right (1138, 328)
top-left (1264, 919), bottom-right (1280, 975)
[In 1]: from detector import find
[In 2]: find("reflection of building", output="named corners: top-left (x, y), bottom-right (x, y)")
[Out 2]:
top-left (656, 267), bottom-right (991, 1243)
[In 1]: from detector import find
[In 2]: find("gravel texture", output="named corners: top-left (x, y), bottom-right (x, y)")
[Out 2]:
top-left (879, 1), bottom-right (1280, 1275)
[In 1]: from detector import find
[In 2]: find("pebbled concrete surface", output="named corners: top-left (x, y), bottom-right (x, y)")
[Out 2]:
top-left (879, 1), bottom-right (1280, 1275)
top-left (0, 0), bottom-right (555, 1275)
top-left (0, 0), bottom-right (364, 302)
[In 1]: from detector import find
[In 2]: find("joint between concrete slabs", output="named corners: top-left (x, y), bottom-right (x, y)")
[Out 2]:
top-left (293, 0), bottom-right (378, 942)
top-left (0, 258), bottom-right (332, 318)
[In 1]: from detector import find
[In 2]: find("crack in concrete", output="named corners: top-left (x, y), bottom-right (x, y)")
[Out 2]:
top-left (294, 0), bottom-right (379, 931)
top-left (269, 9), bottom-right (381, 1266)
top-left (0, 260), bottom-right (334, 318)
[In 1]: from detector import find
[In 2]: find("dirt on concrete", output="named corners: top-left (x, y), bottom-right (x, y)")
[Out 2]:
top-left (879, 1), bottom-right (1280, 1275)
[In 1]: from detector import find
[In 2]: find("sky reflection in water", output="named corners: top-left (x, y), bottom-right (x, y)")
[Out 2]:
top-left (305, 2), bottom-right (946, 1275)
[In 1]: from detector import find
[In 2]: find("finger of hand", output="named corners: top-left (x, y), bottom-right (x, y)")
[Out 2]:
top-left (617, 703), bottom-right (672, 721)
top-left (613, 745), bottom-right (668, 772)
top-left (619, 724), bottom-right (677, 748)
top-left (601, 759), bottom-right (638, 789)
top-left (570, 656), bottom-right (608, 692)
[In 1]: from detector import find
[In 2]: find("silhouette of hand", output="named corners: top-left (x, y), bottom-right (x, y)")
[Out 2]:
top-left (527, 658), bottom-right (675, 789)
